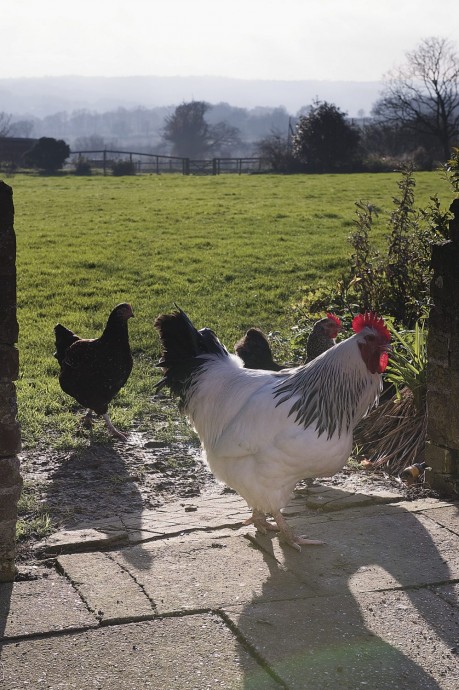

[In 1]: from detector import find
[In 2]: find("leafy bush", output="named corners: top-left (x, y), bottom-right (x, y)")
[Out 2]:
top-left (74, 157), bottom-right (92, 175)
top-left (292, 100), bottom-right (361, 173)
top-left (345, 166), bottom-right (449, 326)
top-left (385, 315), bottom-right (428, 412)
top-left (255, 132), bottom-right (304, 173)
top-left (443, 147), bottom-right (459, 196)
top-left (112, 159), bottom-right (136, 176)
top-left (24, 137), bottom-right (70, 173)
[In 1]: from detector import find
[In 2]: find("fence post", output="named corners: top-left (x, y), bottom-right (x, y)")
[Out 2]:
top-left (183, 158), bottom-right (190, 176)
top-left (103, 149), bottom-right (107, 176)
top-left (0, 180), bottom-right (22, 582)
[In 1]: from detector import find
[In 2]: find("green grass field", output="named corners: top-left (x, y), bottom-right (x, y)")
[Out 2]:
top-left (8, 171), bottom-right (452, 448)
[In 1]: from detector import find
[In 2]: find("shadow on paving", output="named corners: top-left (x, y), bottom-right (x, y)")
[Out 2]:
top-left (44, 441), bottom-right (155, 571)
top-left (227, 498), bottom-right (459, 689)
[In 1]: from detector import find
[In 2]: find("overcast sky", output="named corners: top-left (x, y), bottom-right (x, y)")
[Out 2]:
top-left (3, 0), bottom-right (459, 82)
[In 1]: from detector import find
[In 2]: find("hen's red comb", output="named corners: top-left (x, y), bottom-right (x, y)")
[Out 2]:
top-left (326, 312), bottom-right (342, 328)
top-left (352, 312), bottom-right (391, 341)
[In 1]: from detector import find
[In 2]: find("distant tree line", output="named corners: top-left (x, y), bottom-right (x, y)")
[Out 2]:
top-left (2, 37), bottom-right (458, 174)
top-left (5, 102), bottom-right (291, 158)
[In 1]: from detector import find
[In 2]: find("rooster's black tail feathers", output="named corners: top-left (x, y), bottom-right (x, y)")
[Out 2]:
top-left (154, 307), bottom-right (228, 399)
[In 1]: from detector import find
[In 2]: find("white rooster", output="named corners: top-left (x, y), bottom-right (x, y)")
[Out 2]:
top-left (154, 308), bottom-right (391, 550)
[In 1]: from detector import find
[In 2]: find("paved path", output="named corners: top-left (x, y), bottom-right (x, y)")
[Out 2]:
top-left (1, 483), bottom-right (459, 689)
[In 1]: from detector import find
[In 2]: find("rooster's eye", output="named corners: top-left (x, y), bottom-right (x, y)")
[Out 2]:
top-left (366, 334), bottom-right (376, 342)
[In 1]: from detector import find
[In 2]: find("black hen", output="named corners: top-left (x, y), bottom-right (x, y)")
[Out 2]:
top-left (234, 328), bottom-right (283, 371)
top-left (54, 303), bottom-right (134, 440)
top-left (235, 313), bottom-right (342, 371)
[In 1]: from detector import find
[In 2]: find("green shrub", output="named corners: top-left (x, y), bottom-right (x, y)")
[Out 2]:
top-left (74, 157), bottom-right (92, 175)
top-left (112, 159), bottom-right (136, 176)
top-left (25, 137), bottom-right (70, 173)
top-left (344, 166), bottom-right (449, 326)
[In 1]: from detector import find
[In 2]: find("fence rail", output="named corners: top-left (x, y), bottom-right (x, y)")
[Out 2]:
top-left (68, 150), bottom-right (270, 176)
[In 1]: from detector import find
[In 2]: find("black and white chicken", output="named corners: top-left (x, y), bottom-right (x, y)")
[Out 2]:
top-left (154, 307), bottom-right (391, 549)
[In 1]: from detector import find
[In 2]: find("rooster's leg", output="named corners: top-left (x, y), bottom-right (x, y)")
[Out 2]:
top-left (102, 414), bottom-right (128, 442)
top-left (272, 510), bottom-right (324, 551)
top-left (243, 509), bottom-right (279, 534)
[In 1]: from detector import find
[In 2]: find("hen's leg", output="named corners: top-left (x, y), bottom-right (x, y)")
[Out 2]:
top-left (243, 509), bottom-right (279, 533)
top-left (82, 409), bottom-right (93, 429)
top-left (272, 510), bottom-right (324, 551)
top-left (102, 413), bottom-right (128, 441)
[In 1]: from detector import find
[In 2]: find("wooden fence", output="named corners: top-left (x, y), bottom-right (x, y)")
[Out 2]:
top-left (68, 150), bottom-right (270, 176)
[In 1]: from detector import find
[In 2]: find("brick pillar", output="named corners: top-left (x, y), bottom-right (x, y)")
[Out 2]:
top-left (425, 198), bottom-right (459, 494)
top-left (0, 180), bottom-right (22, 582)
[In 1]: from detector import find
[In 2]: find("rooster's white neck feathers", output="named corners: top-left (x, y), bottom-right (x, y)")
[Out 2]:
top-left (274, 336), bottom-right (382, 439)
top-left (182, 332), bottom-right (382, 446)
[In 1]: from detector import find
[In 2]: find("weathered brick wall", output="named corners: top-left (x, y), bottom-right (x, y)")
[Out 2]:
top-left (0, 180), bottom-right (22, 582)
top-left (426, 198), bottom-right (459, 495)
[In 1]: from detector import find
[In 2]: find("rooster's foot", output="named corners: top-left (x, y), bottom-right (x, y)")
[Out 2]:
top-left (272, 510), bottom-right (324, 551)
top-left (243, 509), bottom-right (279, 534)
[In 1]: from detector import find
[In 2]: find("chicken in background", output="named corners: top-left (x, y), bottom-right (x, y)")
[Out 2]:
top-left (305, 312), bottom-right (342, 362)
top-left (234, 328), bottom-right (283, 371)
top-left (54, 303), bottom-right (134, 441)
top-left (155, 307), bottom-right (390, 550)
top-left (234, 313), bottom-right (342, 371)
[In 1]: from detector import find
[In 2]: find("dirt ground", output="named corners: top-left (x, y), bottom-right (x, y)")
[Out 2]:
top-left (17, 431), bottom-right (217, 558)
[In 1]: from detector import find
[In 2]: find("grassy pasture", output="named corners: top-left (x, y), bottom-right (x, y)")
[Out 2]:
top-left (9, 171), bottom-right (451, 448)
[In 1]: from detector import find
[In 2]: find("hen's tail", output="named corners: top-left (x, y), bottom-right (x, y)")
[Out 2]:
top-left (154, 306), bottom-right (228, 399)
top-left (54, 324), bottom-right (80, 364)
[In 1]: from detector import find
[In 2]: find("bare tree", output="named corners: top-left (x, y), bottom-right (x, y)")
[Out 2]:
top-left (9, 119), bottom-right (34, 138)
top-left (373, 37), bottom-right (459, 161)
top-left (0, 112), bottom-right (12, 137)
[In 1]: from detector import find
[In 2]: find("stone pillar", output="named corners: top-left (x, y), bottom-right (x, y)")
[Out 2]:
top-left (425, 198), bottom-right (459, 494)
top-left (0, 180), bottom-right (22, 582)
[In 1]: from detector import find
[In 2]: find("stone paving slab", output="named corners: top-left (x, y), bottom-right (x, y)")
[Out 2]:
top-left (34, 490), bottom-right (455, 557)
top-left (433, 583), bottom-right (459, 611)
top-left (119, 499), bottom-right (250, 544)
top-left (250, 503), bottom-right (459, 595)
top-left (224, 588), bottom-right (459, 690)
top-left (0, 569), bottom-right (97, 638)
top-left (418, 505), bottom-right (459, 535)
top-left (57, 552), bottom-right (155, 624)
top-left (110, 530), bottom-right (316, 615)
top-left (37, 524), bottom-right (129, 555)
top-left (0, 613), bottom-right (282, 690)
top-left (303, 487), bottom-right (403, 511)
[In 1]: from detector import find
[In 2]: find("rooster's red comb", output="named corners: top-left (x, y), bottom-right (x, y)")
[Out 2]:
top-left (326, 313), bottom-right (342, 328)
top-left (352, 312), bottom-right (391, 341)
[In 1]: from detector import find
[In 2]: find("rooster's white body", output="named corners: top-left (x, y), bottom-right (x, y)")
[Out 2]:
top-left (155, 309), bottom-right (391, 548)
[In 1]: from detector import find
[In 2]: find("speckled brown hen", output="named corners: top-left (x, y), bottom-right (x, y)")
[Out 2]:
top-left (54, 303), bottom-right (134, 440)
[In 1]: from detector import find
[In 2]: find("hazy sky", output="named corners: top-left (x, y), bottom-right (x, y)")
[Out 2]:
top-left (3, 0), bottom-right (459, 82)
